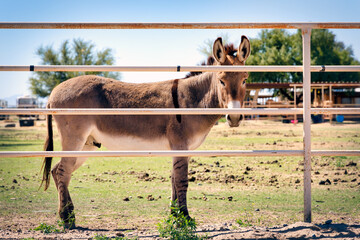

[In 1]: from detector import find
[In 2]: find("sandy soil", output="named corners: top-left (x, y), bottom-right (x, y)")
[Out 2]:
top-left (0, 220), bottom-right (359, 239)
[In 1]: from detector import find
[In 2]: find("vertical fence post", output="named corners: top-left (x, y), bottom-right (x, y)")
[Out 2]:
top-left (302, 28), bottom-right (312, 223)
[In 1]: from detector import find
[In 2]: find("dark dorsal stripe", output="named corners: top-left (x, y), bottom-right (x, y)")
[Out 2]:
top-left (171, 79), bottom-right (182, 123)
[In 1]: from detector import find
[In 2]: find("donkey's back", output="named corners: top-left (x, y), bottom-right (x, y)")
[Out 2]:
top-left (48, 75), bottom-right (174, 109)
top-left (48, 75), bottom-right (180, 151)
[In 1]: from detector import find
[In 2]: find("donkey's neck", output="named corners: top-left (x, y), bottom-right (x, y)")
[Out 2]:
top-left (179, 72), bottom-right (221, 109)
top-left (176, 72), bottom-right (223, 129)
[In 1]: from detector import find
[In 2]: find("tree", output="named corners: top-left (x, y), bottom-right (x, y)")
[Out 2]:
top-left (291, 29), bottom-right (360, 84)
top-left (246, 29), bottom-right (295, 84)
top-left (247, 29), bottom-right (360, 85)
top-left (245, 29), bottom-right (302, 101)
top-left (29, 39), bottom-right (121, 98)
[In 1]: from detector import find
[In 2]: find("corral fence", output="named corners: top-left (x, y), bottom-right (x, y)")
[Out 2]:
top-left (1, 22), bottom-right (360, 223)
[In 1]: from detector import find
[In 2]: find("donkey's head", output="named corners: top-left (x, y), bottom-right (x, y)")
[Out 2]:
top-left (213, 36), bottom-right (251, 127)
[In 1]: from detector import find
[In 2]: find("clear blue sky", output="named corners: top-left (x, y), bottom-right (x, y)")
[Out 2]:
top-left (1, 0), bottom-right (359, 105)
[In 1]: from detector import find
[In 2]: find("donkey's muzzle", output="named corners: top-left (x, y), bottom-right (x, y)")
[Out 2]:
top-left (226, 114), bottom-right (243, 127)
top-left (226, 100), bottom-right (243, 127)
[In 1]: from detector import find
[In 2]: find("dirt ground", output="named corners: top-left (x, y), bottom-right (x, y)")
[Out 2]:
top-left (0, 219), bottom-right (359, 239)
top-left (1, 119), bottom-right (359, 239)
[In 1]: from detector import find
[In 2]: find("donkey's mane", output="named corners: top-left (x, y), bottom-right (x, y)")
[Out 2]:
top-left (185, 43), bottom-right (237, 78)
top-left (224, 43), bottom-right (237, 56)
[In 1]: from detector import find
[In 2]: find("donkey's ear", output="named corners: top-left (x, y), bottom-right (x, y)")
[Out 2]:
top-left (213, 37), bottom-right (226, 63)
top-left (238, 35), bottom-right (251, 62)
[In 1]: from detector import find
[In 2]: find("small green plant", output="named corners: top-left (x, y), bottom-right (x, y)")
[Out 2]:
top-left (235, 218), bottom-right (252, 227)
top-left (235, 208), bottom-right (253, 227)
top-left (93, 235), bottom-right (108, 240)
top-left (93, 234), bottom-right (135, 240)
top-left (33, 222), bottom-right (61, 234)
top-left (57, 219), bottom-right (65, 231)
top-left (157, 201), bottom-right (206, 240)
top-left (59, 204), bottom-right (76, 229)
top-left (65, 210), bottom-right (76, 229)
top-left (335, 158), bottom-right (345, 168)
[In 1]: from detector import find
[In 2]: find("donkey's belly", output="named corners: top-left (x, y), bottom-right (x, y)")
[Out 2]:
top-left (92, 129), bottom-right (171, 150)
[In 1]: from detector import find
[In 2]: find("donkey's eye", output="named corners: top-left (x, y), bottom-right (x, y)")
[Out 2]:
top-left (219, 80), bottom-right (226, 87)
top-left (243, 79), bottom-right (247, 84)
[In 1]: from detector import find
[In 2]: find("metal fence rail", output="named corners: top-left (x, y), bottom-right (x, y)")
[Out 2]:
top-left (1, 107), bottom-right (360, 115)
top-left (1, 22), bottom-right (360, 29)
top-left (1, 21), bottom-right (360, 224)
top-left (1, 65), bottom-right (360, 72)
top-left (1, 150), bottom-right (360, 158)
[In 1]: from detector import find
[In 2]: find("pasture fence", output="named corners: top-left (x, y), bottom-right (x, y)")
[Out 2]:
top-left (1, 22), bottom-right (360, 223)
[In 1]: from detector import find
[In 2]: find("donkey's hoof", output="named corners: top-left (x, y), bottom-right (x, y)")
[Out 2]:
top-left (62, 220), bottom-right (76, 230)
top-left (66, 222), bottom-right (76, 230)
top-left (59, 210), bottom-right (76, 229)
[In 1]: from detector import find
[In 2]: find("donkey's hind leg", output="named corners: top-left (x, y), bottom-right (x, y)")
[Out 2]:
top-left (53, 126), bottom-right (95, 228)
top-left (54, 156), bottom-right (79, 228)
top-left (51, 142), bottom-right (97, 191)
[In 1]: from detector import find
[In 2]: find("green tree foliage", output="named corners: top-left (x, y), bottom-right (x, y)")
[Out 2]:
top-left (247, 29), bottom-right (360, 100)
top-left (247, 29), bottom-right (295, 84)
top-left (293, 29), bottom-right (360, 84)
top-left (29, 39), bottom-right (121, 98)
top-left (247, 29), bottom-right (360, 84)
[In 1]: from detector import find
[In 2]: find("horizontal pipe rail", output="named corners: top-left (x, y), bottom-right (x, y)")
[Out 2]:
top-left (1, 108), bottom-right (303, 115)
top-left (1, 65), bottom-right (360, 72)
top-left (1, 108), bottom-right (359, 115)
top-left (1, 150), bottom-right (359, 158)
top-left (1, 22), bottom-right (360, 29)
top-left (311, 108), bottom-right (360, 114)
top-left (311, 150), bottom-right (360, 156)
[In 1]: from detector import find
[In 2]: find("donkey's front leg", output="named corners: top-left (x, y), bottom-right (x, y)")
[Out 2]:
top-left (171, 156), bottom-right (190, 217)
top-left (54, 157), bottom-right (76, 229)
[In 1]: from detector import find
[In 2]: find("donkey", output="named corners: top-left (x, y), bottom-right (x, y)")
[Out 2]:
top-left (41, 36), bottom-right (250, 228)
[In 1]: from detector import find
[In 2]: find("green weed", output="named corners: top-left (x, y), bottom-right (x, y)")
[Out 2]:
top-left (334, 156), bottom-right (347, 167)
top-left (93, 233), bottom-right (136, 240)
top-left (157, 201), bottom-right (206, 240)
top-left (33, 222), bottom-right (61, 234)
top-left (335, 159), bottom-right (345, 167)
top-left (236, 207), bottom-right (254, 227)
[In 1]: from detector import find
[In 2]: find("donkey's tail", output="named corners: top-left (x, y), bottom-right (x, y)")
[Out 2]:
top-left (40, 114), bottom-right (53, 191)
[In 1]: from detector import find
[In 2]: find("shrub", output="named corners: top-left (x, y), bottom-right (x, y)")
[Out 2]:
top-left (157, 201), bottom-right (206, 240)
top-left (33, 223), bottom-right (60, 234)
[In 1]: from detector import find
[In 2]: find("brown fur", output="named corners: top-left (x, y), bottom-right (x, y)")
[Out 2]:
top-left (42, 36), bottom-right (251, 228)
